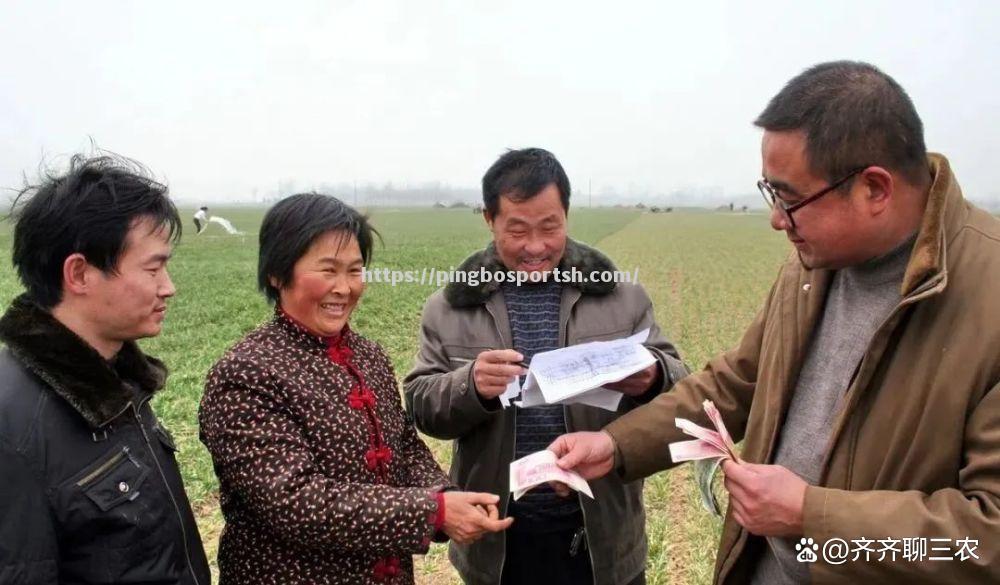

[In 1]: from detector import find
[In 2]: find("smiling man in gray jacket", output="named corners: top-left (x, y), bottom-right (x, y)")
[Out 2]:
top-left (404, 147), bottom-right (689, 585)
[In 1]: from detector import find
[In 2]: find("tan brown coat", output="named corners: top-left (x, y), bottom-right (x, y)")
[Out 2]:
top-left (607, 154), bottom-right (1000, 584)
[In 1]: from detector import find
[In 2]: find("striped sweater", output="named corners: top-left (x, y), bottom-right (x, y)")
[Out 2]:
top-left (503, 279), bottom-right (582, 529)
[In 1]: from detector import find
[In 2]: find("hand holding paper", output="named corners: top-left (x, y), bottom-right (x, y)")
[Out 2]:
top-left (473, 349), bottom-right (526, 403)
top-left (509, 328), bottom-right (654, 411)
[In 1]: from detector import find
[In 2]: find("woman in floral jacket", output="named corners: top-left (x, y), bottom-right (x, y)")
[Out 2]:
top-left (199, 193), bottom-right (511, 584)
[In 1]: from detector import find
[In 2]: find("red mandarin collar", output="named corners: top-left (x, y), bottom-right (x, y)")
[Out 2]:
top-left (278, 308), bottom-right (354, 362)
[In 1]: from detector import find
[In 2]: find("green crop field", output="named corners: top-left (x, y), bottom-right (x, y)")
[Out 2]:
top-left (0, 207), bottom-right (790, 584)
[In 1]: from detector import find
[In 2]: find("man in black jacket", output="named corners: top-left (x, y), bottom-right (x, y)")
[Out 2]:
top-left (0, 154), bottom-right (211, 584)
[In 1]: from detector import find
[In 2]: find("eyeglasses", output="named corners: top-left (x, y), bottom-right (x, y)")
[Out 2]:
top-left (757, 167), bottom-right (867, 229)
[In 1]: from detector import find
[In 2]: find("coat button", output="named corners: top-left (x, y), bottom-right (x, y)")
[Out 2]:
top-left (118, 481), bottom-right (130, 493)
top-left (803, 283), bottom-right (811, 292)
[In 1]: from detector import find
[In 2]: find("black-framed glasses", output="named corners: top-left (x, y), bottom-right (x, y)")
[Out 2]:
top-left (758, 167), bottom-right (867, 229)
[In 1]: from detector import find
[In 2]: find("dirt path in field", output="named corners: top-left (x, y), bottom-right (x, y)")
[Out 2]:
top-left (596, 214), bottom-right (705, 584)
top-left (663, 471), bottom-right (696, 584)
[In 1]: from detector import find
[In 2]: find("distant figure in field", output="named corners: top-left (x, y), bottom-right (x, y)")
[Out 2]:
top-left (193, 206), bottom-right (243, 235)
top-left (193, 206), bottom-right (208, 233)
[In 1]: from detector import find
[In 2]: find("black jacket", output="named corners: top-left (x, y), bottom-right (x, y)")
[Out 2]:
top-left (0, 295), bottom-right (211, 584)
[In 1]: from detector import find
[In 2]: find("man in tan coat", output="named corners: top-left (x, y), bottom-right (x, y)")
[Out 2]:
top-left (551, 61), bottom-right (1000, 584)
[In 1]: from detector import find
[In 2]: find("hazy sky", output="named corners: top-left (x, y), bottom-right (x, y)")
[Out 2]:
top-left (2, 0), bottom-right (997, 204)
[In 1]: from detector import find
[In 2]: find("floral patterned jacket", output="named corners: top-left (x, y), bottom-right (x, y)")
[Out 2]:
top-left (200, 312), bottom-right (450, 584)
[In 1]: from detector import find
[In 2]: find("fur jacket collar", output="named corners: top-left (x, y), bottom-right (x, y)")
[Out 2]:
top-left (444, 238), bottom-right (619, 308)
top-left (0, 294), bottom-right (167, 428)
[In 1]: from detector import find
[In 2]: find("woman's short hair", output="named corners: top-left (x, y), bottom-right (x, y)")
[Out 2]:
top-left (258, 193), bottom-right (377, 303)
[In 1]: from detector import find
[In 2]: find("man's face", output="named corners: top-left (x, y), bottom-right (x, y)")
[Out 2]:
top-left (486, 183), bottom-right (568, 274)
top-left (761, 130), bottom-right (873, 269)
top-left (88, 217), bottom-right (176, 343)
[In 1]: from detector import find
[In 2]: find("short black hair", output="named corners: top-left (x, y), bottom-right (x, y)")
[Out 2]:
top-left (755, 60), bottom-right (930, 188)
top-left (482, 148), bottom-right (571, 217)
top-left (258, 193), bottom-right (378, 304)
top-left (9, 153), bottom-right (181, 309)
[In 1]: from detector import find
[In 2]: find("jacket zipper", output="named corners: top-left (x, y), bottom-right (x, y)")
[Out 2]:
top-left (559, 303), bottom-right (598, 585)
top-left (132, 396), bottom-right (203, 585)
top-left (502, 397), bottom-right (517, 577)
top-left (75, 446), bottom-right (129, 487)
top-left (490, 289), bottom-right (598, 584)
top-left (559, 290), bottom-right (597, 585)
top-left (485, 300), bottom-right (515, 578)
top-left (570, 402), bottom-right (598, 585)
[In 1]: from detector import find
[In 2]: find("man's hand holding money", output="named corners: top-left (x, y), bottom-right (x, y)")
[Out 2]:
top-left (721, 460), bottom-right (806, 537)
top-left (546, 431), bottom-right (617, 497)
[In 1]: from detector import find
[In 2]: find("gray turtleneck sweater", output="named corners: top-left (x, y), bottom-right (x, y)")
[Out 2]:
top-left (750, 234), bottom-right (916, 585)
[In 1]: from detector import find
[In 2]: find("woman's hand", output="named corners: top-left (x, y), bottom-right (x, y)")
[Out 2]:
top-left (441, 492), bottom-right (513, 544)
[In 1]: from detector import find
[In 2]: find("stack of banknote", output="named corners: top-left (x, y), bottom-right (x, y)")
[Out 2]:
top-left (669, 400), bottom-right (741, 516)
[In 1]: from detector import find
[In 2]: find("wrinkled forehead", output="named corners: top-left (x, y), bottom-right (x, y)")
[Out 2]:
top-left (302, 229), bottom-right (363, 263)
top-left (494, 187), bottom-right (567, 225)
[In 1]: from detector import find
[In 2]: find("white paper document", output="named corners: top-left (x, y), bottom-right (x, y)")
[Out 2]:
top-left (508, 328), bottom-right (654, 412)
top-left (509, 449), bottom-right (594, 500)
top-left (499, 376), bottom-right (521, 408)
